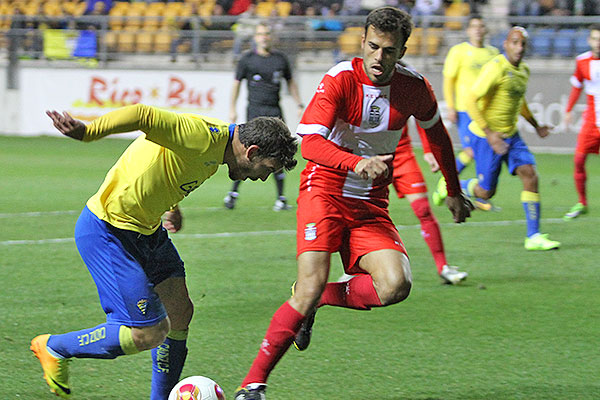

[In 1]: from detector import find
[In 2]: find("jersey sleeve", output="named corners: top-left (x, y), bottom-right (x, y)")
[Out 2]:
top-left (234, 54), bottom-right (247, 81)
top-left (84, 104), bottom-right (213, 155)
top-left (466, 60), bottom-right (502, 130)
top-left (296, 73), bottom-right (344, 136)
top-left (566, 60), bottom-right (584, 112)
top-left (282, 53), bottom-right (293, 81)
top-left (413, 77), bottom-right (440, 127)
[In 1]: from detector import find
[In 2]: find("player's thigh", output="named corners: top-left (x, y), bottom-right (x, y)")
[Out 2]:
top-left (358, 249), bottom-right (412, 289)
top-left (471, 134), bottom-right (504, 192)
top-left (575, 124), bottom-right (600, 154)
top-left (343, 203), bottom-right (407, 274)
top-left (456, 111), bottom-right (474, 150)
top-left (392, 150), bottom-right (427, 198)
top-left (74, 207), bottom-right (167, 327)
top-left (296, 191), bottom-right (346, 256)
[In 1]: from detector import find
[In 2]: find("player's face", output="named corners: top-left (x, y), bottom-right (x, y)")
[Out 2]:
top-left (588, 29), bottom-right (600, 58)
top-left (229, 155), bottom-right (282, 182)
top-left (504, 29), bottom-right (528, 66)
top-left (254, 25), bottom-right (272, 51)
top-left (361, 25), bottom-right (406, 85)
top-left (467, 18), bottom-right (486, 46)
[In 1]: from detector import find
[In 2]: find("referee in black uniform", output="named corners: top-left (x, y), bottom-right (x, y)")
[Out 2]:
top-left (225, 22), bottom-right (304, 211)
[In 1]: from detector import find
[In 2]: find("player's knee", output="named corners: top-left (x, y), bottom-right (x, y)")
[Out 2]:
top-left (133, 318), bottom-right (171, 351)
top-left (376, 272), bottom-right (412, 305)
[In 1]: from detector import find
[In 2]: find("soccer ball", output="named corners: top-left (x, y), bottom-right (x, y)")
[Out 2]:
top-left (168, 376), bottom-right (226, 400)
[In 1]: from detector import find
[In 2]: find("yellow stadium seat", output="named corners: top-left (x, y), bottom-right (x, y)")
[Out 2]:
top-left (444, 2), bottom-right (470, 30)
top-left (154, 29), bottom-right (173, 53)
top-left (276, 2), bottom-right (292, 17)
top-left (404, 27), bottom-right (422, 55)
top-left (425, 28), bottom-right (442, 55)
top-left (136, 31), bottom-right (154, 52)
top-left (118, 30), bottom-right (136, 52)
top-left (256, 1), bottom-right (274, 17)
top-left (338, 27), bottom-right (362, 55)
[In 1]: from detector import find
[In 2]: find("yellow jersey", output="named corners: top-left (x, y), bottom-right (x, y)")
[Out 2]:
top-left (467, 54), bottom-right (530, 138)
top-left (443, 42), bottom-right (498, 112)
top-left (84, 104), bottom-right (230, 234)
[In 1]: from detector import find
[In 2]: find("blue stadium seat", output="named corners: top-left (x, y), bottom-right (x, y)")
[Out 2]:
top-left (489, 30), bottom-right (507, 50)
top-left (529, 29), bottom-right (554, 57)
top-left (553, 29), bottom-right (576, 57)
top-left (574, 30), bottom-right (590, 55)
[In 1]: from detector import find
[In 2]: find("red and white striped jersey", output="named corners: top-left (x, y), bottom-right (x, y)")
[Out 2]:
top-left (568, 51), bottom-right (600, 127)
top-left (296, 57), bottom-right (441, 202)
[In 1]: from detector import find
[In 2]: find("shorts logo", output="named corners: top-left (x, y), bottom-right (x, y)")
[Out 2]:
top-left (368, 105), bottom-right (381, 128)
top-left (137, 299), bottom-right (148, 315)
top-left (304, 223), bottom-right (317, 241)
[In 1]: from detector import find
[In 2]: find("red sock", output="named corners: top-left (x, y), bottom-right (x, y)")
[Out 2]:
top-left (319, 274), bottom-right (382, 310)
top-left (574, 153), bottom-right (587, 206)
top-left (242, 302), bottom-right (305, 387)
top-left (411, 197), bottom-right (446, 273)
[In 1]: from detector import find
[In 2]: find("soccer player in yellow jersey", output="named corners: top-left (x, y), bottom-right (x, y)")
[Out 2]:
top-left (433, 15), bottom-right (498, 210)
top-left (461, 27), bottom-right (560, 251)
top-left (30, 104), bottom-right (297, 399)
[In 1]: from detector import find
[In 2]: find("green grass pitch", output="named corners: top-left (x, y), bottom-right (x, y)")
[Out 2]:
top-left (1, 135), bottom-right (599, 399)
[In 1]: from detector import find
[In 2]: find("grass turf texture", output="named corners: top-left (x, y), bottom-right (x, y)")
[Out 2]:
top-left (1, 135), bottom-right (599, 399)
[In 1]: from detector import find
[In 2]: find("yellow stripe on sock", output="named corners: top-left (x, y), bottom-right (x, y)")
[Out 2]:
top-left (167, 329), bottom-right (189, 341)
top-left (119, 326), bottom-right (140, 355)
top-left (521, 191), bottom-right (540, 203)
top-left (457, 151), bottom-right (473, 165)
top-left (467, 178), bottom-right (479, 197)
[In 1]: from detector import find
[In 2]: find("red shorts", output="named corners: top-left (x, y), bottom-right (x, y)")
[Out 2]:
top-left (296, 191), bottom-right (407, 274)
top-left (391, 145), bottom-right (427, 199)
top-left (576, 122), bottom-right (600, 155)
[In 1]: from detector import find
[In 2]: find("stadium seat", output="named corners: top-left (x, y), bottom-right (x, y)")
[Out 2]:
top-left (444, 2), bottom-right (470, 30)
top-left (404, 27), bottom-right (422, 55)
top-left (136, 31), bottom-right (154, 53)
top-left (530, 29), bottom-right (554, 57)
top-left (117, 29), bottom-right (136, 52)
top-left (338, 27), bottom-right (362, 55)
top-left (255, 1), bottom-right (275, 17)
top-left (574, 29), bottom-right (590, 55)
top-left (276, 2), bottom-right (292, 17)
top-left (425, 28), bottom-right (442, 55)
top-left (553, 29), bottom-right (576, 57)
top-left (154, 29), bottom-right (173, 53)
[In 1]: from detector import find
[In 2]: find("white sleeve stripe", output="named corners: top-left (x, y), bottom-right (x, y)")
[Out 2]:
top-left (570, 75), bottom-right (583, 88)
top-left (416, 108), bottom-right (441, 129)
top-left (296, 123), bottom-right (331, 137)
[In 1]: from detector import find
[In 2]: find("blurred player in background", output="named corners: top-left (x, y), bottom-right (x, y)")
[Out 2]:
top-left (562, 25), bottom-right (600, 220)
top-left (234, 7), bottom-right (473, 399)
top-left (460, 27), bottom-right (561, 251)
top-left (225, 22), bottom-right (304, 211)
top-left (32, 104), bottom-right (297, 399)
top-left (433, 15), bottom-right (498, 210)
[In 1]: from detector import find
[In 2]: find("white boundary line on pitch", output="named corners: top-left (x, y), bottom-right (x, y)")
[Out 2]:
top-left (2, 217), bottom-right (594, 246)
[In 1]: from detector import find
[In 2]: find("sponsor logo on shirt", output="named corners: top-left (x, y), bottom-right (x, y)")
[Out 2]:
top-left (180, 180), bottom-right (200, 195)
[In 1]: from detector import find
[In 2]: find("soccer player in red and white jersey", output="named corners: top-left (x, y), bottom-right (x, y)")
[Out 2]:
top-left (391, 122), bottom-right (468, 284)
top-left (563, 25), bottom-right (600, 220)
top-left (234, 7), bottom-right (473, 399)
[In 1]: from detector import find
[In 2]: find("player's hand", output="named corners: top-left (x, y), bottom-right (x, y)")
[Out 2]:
top-left (536, 125), bottom-right (551, 138)
top-left (354, 154), bottom-right (393, 180)
top-left (486, 130), bottom-right (508, 155)
top-left (563, 111), bottom-right (573, 129)
top-left (445, 192), bottom-right (474, 223)
top-left (46, 110), bottom-right (86, 141)
top-left (446, 108), bottom-right (458, 124)
top-left (162, 207), bottom-right (183, 233)
top-left (423, 152), bottom-right (440, 173)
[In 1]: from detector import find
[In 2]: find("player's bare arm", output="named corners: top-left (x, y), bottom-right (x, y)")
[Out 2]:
top-left (162, 205), bottom-right (183, 233)
top-left (423, 153), bottom-right (440, 173)
top-left (46, 110), bottom-right (86, 141)
top-left (354, 154), bottom-right (393, 180)
top-left (484, 128), bottom-right (508, 155)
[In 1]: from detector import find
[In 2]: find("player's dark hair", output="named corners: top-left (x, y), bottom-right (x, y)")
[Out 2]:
top-left (238, 117), bottom-right (298, 171)
top-left (365, 6), bottom-right (413, 46)
top-left (468, 14), bottom-right (483, 23)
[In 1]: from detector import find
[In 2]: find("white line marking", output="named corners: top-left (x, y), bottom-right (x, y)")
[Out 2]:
top-left (2, 217), bottom-right (594, 246)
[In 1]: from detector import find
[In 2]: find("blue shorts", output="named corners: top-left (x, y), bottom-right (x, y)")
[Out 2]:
top-left (74, 206), bottom-right (185, 327)
top-left (471, 132), bottom-right (536, 192)
top-left (456, 111), bottom-right (473, 150)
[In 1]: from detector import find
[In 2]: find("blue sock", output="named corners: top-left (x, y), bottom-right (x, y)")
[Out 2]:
top-left (47, 323), bottom-right (138, 359)
top-left (522, 191), bottom-right (541, 237)
top-left (460, 178), bottom-right (477, 197)
top-left (151, 330), bottom-right (189, 400)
